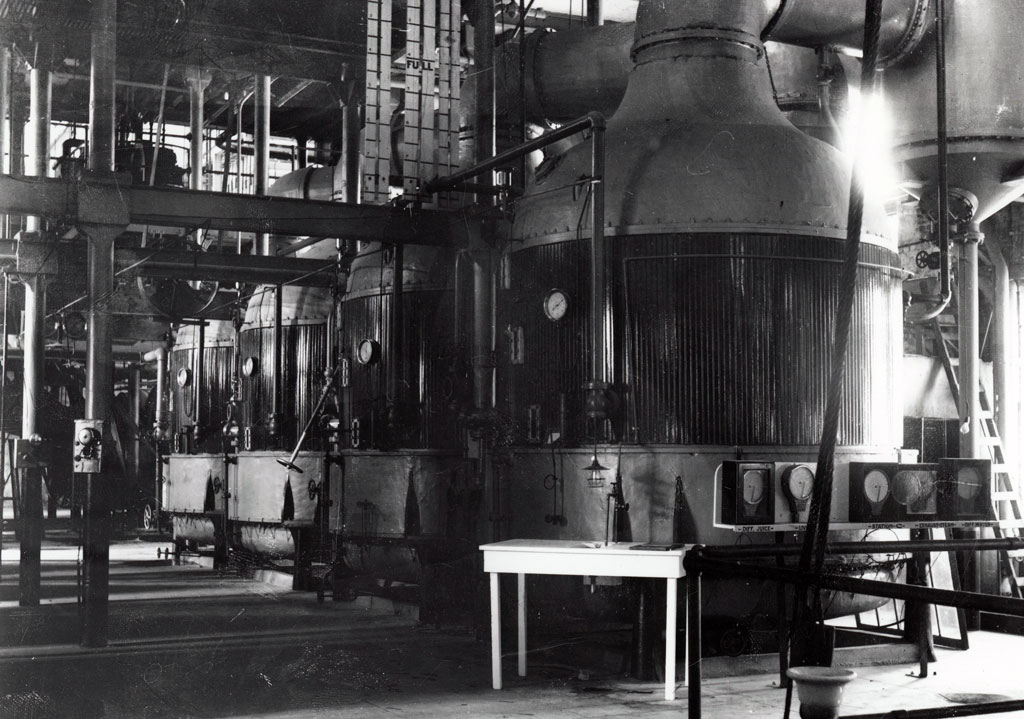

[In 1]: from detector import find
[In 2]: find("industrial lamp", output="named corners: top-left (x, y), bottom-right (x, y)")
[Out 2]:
top-left (584, 446), bottom-right (608, 488)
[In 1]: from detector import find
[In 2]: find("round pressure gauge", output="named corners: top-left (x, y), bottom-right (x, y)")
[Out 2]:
top-left (741, 468), bottom-right (766, 516)
top-left (863, 469), bottom-right (890, 505)
top-left (176, 367), bottom-right (193, 388)
top-left (241, 356), bottom-right (259, 378)
top-left (957, 466), bottom-right (982, 500)
top-left (784, 465), bottom-right (814, 502)
top-left (357, 338), bottom-right (381, 365)
top-left (543, 289), bottom-right (570, 321)
top-left (893, 470), bottom-right (935, 507)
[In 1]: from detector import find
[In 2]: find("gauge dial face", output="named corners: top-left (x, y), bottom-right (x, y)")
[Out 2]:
top-left (742, 469), bottom-right (766, 507)
top-left (176, 367), bottom-right (192, 388)
top-left (864, 469), bottom-right (890, 504)
top-left (543, 289), bottom-right (570, 321)
top-left (893, 470), bottom-right (935, 507)
top-left (241, 356), bottom-right (258, 377)
top-left (957, 467), bottom-right (982, 500)
top-left (357, 339), bottom-right (381, 365)
top-left (786, 465), bottom-right (814, 501)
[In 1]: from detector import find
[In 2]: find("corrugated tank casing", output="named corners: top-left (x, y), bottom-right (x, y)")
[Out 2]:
top-left (168, 320), bottom-right (235, 451)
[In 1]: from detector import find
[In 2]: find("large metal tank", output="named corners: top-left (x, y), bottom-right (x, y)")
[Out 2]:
top-left (238, 284), bottom-right (334, 450)
top-left (887, 0), bottom-right (1024, 222)
top-left (167, 320), bottom-right (235, 451)
top-left (501, 0), bottom-right (903, 622)
top-left (330, 242), bottom-right (471, 584)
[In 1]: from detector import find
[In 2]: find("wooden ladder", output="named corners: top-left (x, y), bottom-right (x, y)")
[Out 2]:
top-left (933, 319), bottom-right (1024, 599)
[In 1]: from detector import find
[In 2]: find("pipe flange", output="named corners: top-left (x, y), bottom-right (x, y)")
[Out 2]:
top-left (632, 27), bottom-right (764, 62)
top-left (879, 0), bottom-right (932, 68)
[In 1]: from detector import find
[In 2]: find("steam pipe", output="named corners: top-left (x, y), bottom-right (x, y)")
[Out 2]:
top-left (842, 699), bottom-right (1024, 719)
top-left (0, 46), bottom-right (8, 239)
top-left (912, 0), bottom-right (953, 324)
top-left (129, 363), bottom-right (141, 481)
top-left (255, 73), bottom-right (272, 256)
top-left (990, 243), bottom-right (1017, 468)
top-left (586, 0), bottom-right (603, 27)
top-left (342, 94), bottom-right (361, 204)
top-left (701, 536), bottom-right (1024, 559)
top-left (959, 225), bottom-right (983, 459)
top-left (186, 68), bottom-right (209, 191)
top-left (143, 347), bottom-right (169, 441)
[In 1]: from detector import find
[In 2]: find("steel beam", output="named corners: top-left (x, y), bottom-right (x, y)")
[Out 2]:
top-left (0, 175), bottom-right (463, 247)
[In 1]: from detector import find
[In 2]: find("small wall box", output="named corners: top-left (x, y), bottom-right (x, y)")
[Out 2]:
top-left (848, 462), bottom-right (903, 522)
top-left (721, 461), bottom-right (774, 525)
top-left (938, 458), bottom-right (992, 520)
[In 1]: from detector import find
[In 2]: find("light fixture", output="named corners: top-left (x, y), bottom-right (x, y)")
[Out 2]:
top-left (584, 445), bottom-right (608, 488)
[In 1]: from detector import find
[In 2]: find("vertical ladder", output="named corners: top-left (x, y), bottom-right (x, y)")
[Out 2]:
top-left (933, 320), bottom-right (1024, 598)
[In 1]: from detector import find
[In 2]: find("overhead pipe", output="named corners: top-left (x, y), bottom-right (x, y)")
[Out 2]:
top-left (254, 73), bottom-right (272, 256)
top-left (81, 0), bottom-right (118, 649)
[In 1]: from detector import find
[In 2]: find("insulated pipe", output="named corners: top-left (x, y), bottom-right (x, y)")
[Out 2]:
top-left (959, 226), bottom-right (983, 459)
top-left (990, 243), bottom-right (1017, 468)
top-left (18, 275), bottom-right (44, 607)
top-left (142, 347), bottom-right (169, 441)
top-left (82, 0), bottom-right (117, 651)
top-left (186, 68), bottom-right (210, 191)
top-left (341, 96), bottom-right (361, 204)
top-left (26, 66), bottom-right (50, 232)
top-left (255, 74), bottom-right (272, 256)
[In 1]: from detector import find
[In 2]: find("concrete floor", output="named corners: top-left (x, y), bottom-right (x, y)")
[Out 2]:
top-left (2, 532), bottom-right (1024, 718)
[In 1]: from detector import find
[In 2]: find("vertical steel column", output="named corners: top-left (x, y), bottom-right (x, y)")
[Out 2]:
top-left (472, 0), bottom-right (495, 413)
top-left (81, 0), bottom-right (117, 649)
top-left (254, 74), bottom-right (272, 256)
top-left (958, 227), bottom-right (983, 459)
top-left (18, 62), bottom-right (51, 606)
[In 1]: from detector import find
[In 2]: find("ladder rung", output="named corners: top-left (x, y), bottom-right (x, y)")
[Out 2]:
top-left (981, 436), bottom-right (1002, 445)
top-left (992, 490), bottom-right (1019, 499)
top-left (1006, 549), bottom-right (1024, 558)
top-left (979, 410), bottom-right (995, 420)
top-left (992, 464), bottom-right (1013, 473)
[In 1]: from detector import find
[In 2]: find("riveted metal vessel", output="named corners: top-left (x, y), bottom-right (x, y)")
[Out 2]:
top-left (168, 320), bottom-right (235, 452)
top-left (501, 0), bottom-right (903, 622)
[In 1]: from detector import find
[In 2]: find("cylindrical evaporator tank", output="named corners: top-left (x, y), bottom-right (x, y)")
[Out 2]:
top-left (502, 0), bottom-right (903, 622)
top-left (340, 243), bottom-right (463, 449)
top-left (238, 283), bottom-right (334, 449)
top-left (886, 0), bottom-right (1024, 221)
top-left (168, 320), bottom-right (235, 453)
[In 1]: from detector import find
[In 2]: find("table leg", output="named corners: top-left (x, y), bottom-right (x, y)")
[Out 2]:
top-left (491, 572), bottom-right (502, 690)
top-left (665, 577), bottom-right (678, 701)
top-left (518, 573), bottom-right (527, 676)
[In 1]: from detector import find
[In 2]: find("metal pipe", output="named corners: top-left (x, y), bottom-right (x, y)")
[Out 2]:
top-left (911, 0), bottom-right (952, 325)
top-left (991, 243), bottom-right (1017, 469)
top-left (427, 111), bottom-right (606, 194)
top-left (148, 64), bottom-right (169, 187)
top-left (18, 274), bottom-right (45, 606)
top-left (193, 319), bottom-right (205, 447)
top-left (143, 347), bottom-right (168, 440)
top-left (959, 226), bottom-right (983, 458)
top-left (388, 242), bottom-right (405, 414)
top-left (187, 68), bottom-right (208, 191)
top-left (586, 120), bottom-right (608, 418)
top-left (341, 95), bottom-right (361, 204)
top-left (586, 0), bottom-right (603, 26)
top-left (88, 0), bottom-right (116, 175)
top-left (841, 699), bottom-right (1024, 719)
top-left (129, 363), bottom-right (141, 481)
top-left (701, 537), bottom-right (1024, 559)
top-left (26, 65), bottom-right (50, 233)
top-left (693, 553), bottom-right (1024, 617)
top-left (0, 46), bottom-right (9, 177)
top-left (254, 74), bottom-right (272, 256)
top-left (686, 567), bottom-right (702, 719)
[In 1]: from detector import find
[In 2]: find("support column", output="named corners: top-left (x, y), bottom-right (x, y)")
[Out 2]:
top-left (17, 61), bottom-right (52, 606)
top-left (958, 227), bottom-right (983, 459)
top-left (81, 0), bottom-right (117, 649)
top-left (186, 68), bottom-right (211, 192)
top-left (0, 46), bottom-right (9, 239)
top-left (254, 73), bottom-right (272, 256)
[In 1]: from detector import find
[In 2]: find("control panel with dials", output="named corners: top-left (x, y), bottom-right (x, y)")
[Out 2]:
top-left (938, 458), bottom-right (992, 519)
top-left (848, 462), bottom-right (902, 522)
top-left (721, 461), bottom-right (775, 525)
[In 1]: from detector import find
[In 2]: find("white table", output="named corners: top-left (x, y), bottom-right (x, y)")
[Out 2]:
top-left (480, 539), bottom-right (689, 701)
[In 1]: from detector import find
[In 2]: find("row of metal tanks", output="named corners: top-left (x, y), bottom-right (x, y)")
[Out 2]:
top-left (155, 0), bottom-right (988, 629)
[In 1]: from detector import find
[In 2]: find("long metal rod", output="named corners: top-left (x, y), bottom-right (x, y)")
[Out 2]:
top-left (81, 0), bottom-right (118, 649)
top-left (841, 699), bottom-right (1024, 719)
top-left (0, 46), bottom-right (10, 240)
top-left (187, 68), bottom-right (207, 191)
top-left (388, 243), bottom-right (405, 411)
top-left (959, 228), bottom-right (982, 458)
top-left (254, 73), bottom-right (272, 256)
top-left (0, 274), bottom-right (8, 577)
top-left (425, 111), bottom-right (606, 194)
top-left (702, 536), bottom-right (1024, 559)
top-left (991, 243), bottom-right (1017, 464)
top-left (270, 284), bottom-right (283, 443)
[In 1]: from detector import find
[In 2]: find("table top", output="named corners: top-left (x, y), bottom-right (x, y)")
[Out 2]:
top-left (480, 539), bottom-right (689, 578)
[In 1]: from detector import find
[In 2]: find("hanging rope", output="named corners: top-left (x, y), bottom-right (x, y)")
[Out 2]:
top-left (784, 0), bottom-right (885, 716)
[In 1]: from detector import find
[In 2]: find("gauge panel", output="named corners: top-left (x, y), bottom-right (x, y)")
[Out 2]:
top-left (721, 461), bottom-right (774, 525)
top-left (848, 462), bottom-right (902, 522)
top-left (892, 464), bottom-right (939, 516)
top-left (938, 458), bottom-right (991, 519)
